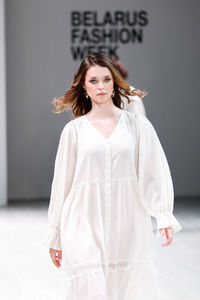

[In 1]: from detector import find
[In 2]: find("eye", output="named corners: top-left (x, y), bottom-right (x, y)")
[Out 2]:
top-left (105, 78), bottom-right (111, 82)
top-left (90, 79), bottom-right (97, 84)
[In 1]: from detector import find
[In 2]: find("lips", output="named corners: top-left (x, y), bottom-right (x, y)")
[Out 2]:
top-left (97, 93), bottom-right (106, 96)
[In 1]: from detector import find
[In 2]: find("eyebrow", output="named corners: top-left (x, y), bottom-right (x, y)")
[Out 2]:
top-left (89, 75), bottom-right (111, 79)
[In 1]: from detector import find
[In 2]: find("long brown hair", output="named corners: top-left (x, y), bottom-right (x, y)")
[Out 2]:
top-left (52, 52), bottom-right (148, 118)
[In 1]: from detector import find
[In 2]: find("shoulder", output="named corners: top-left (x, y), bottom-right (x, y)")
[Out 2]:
top-left (124, 110), bottom-right (155, 132)
top-left (123, 109), bottom-right (145, 123)
top-left (61, 115), bottom-right (86, 135)
top-left (60, 119), bottom-right (78, 138)
top-left (62, 119), bottom-right (75, 130)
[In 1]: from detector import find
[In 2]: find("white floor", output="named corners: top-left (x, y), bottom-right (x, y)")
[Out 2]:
top-left (0, 198), bottom-right (199, 300)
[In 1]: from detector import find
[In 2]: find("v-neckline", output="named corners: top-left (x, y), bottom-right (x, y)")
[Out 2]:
top-left (84, 109), bottom-right (124, 141)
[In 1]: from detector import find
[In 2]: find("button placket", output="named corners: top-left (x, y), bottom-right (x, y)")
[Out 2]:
top-left (104, 140), bottom-right (112, 279)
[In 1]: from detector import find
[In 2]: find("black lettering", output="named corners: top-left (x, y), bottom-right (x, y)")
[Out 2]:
top-left (108, 46), bottom-right (119, 59)
top-left (94, 11), bottom-right (104, 26)
top-left (131, 28), bottom-right (143, 42)
top-left (80, 29), bottom-right (90, 43)
top-left (70, 11), bottom-right (147, 60)
top-left (103, 11), bottom-right (114, 25)
top-left (83, 11), bottom-right (93, 26)
top-left (98, 45), bottom-right (107, 54)
top-left (71, 29), bottom-right (80, 43)
top-left (70, 45), bottom-right (120, 60)
top-left (126, 12), bottom-right (137, 26)
top-left (88, 46), bottom-right (96, 54)
top-left (115, 11), bottom-right (125, 26)
top-left (110, 29), bottom-right (118, 43)
top-left (71, 11), bottom-right (81, 26)
top-left (139, 11), bottom-right (148, 26)
top-left (119, 28), bottom-right (130, 43)
top-left (71, 46), bottom-right (87, 60)
top-left (91, 28), bottom-right (101, 43)
top-left (102, 29), bottom-right (114, 43)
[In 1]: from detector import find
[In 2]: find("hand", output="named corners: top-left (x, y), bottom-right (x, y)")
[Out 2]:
top-left (159, 226), bottom-right (173, 247)
top-left (49, 248), bottom-right (62, 268)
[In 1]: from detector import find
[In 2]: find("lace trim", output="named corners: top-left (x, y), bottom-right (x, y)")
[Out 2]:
top-left (64, 256), bottom-right (154, 280)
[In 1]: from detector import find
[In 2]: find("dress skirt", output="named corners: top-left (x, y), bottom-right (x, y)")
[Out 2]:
top-left (61, 261), bottom-right (158, 300)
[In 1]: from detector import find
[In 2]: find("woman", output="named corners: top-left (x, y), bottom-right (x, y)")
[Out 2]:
top-left (42, 52), bottom-right (182, 299)
top-left (111, 57), bottom-right (146, 116)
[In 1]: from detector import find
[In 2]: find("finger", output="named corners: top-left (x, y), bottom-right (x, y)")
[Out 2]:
top-left (166, 228), bottom-right (173, 245)
top-left (49, 249), bottom-right (61, 268)
top-left (58, 250), bottom-right (62, 260)
top-left (160, 228), bottom-right (167, 246)
top-left (55, 255), bottom-right (62, 268)
top-left (49, 248), bottom-right (56, 256)
top-left (159, 228), bottom-right (166, 239)
top-left (55, 250), bottom-right (62, 258)
top-left (50, 250), bottom-right (56, 259)
top-left (57, 250), bottom-right (62, 265)
top-left (165, 227), bottom-right (173, 241)
top-left (52, 255), bottom-right (60, 268)
top-left (161, 228), bottom-right (173, 247)
top-left (51, 253), bottom-right (61, 268)
top-left (166, 227), bottom-right (173, 239)
top-left (162, 236), bottom-right (173, 246)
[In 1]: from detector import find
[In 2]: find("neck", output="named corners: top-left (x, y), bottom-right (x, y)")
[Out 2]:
top-left (87, 99), bottom-right (121, 120)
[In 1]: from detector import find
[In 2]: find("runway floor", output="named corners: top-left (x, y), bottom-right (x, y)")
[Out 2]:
top-left (0, 197), bottom-right (199, 300)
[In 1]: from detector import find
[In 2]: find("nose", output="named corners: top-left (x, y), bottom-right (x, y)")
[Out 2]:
top-left (97, 81), bottom-right (104, 89)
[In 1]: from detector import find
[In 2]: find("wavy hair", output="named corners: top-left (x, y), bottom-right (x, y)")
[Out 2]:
top-left (52, 52), bottom-right (148, 118)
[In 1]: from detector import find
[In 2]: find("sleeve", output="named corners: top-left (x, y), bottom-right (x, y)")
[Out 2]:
top-left (126, 86), bottom-right (146, 116)
top-left (134, 114), bottom-right (182, 237)
top-left (127, 97), bottom-right (146, 116)
top-left (41, 121), bottom-right (77, 250)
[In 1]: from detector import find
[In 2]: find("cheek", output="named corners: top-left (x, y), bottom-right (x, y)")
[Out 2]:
top-left (107, 81), bottom-right (114, 91)
top-left (85, 83), bottom-right (94, 93)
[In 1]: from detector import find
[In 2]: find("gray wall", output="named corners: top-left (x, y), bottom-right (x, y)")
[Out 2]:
top-left (0, 0), bottom-right (7, 206)
top-left (6, 0), bottom-right (200, 199)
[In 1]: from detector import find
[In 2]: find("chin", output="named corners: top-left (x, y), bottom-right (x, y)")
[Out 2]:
top-left (92, 95), bottom-right (112, 104)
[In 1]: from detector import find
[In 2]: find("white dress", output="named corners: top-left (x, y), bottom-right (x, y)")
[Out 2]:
top-left (41, 109), bottom-right (182, 300)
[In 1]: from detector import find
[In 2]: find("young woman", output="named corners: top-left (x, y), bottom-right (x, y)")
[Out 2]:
top-left (42, 52), bottom-right (182, 299)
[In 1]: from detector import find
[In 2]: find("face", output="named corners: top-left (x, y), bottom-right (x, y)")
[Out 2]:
top-left (83, 65), bottom-right (114, 104)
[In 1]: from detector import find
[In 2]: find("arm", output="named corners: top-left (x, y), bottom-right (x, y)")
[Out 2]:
top-left (41, 121), bottom-right (77, 250)
top-left (134, 114), bottom-right (182, 238)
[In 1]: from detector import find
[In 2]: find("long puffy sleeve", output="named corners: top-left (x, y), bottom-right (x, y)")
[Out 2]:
top-left (126, 86), bottom-right (146, 116)
top-left (127, 95), bottom-right (146, 116)
top-left (41, 120), bottom-right (77, 250)
top-left (122, 85), bottom-right (146, 116)
top-left (134, 114), bottom-right (182, 237)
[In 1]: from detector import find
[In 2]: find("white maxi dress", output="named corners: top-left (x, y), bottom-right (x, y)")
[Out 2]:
top-left (42, 109), bottom-right (182, 300)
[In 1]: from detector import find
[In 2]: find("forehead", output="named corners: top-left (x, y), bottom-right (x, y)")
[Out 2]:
top-left (85, 65), bottom-right (112, 78)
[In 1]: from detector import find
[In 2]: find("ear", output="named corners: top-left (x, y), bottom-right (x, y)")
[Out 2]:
top-left (82, 82), bottom-right (85, 90)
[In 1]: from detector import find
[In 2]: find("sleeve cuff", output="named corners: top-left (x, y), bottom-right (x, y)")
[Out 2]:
top-left (156, 213), bottom-right (182, 237)
top-left (40, 228), bottom-right (62, 250)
